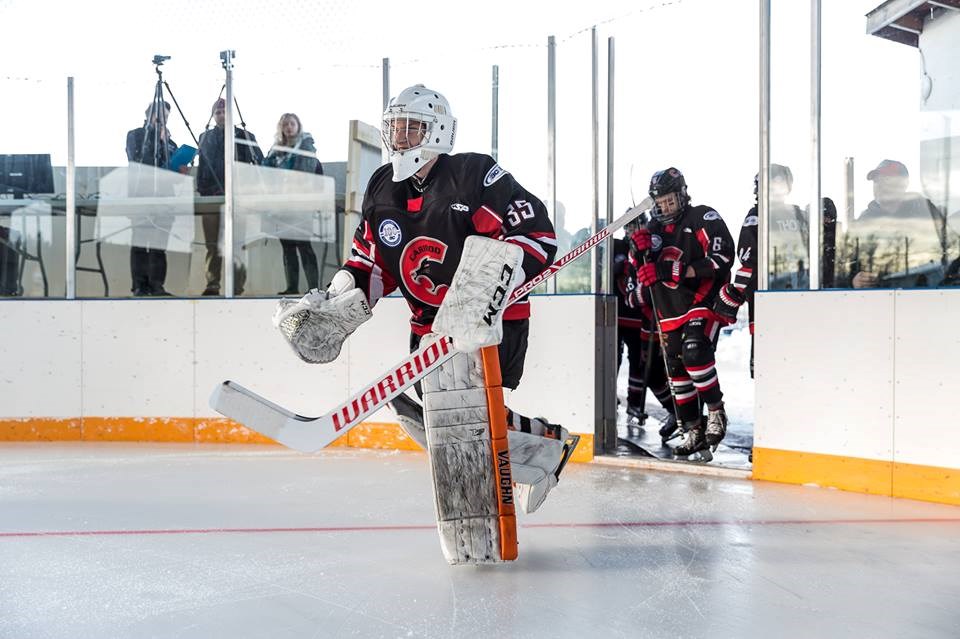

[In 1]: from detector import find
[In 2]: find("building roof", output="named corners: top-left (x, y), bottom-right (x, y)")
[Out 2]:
top-left (866, 0), bottom-right (960, 47)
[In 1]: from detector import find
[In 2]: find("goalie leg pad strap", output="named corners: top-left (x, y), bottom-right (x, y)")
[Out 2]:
top-left (422, 339), bottom-right (516, 564)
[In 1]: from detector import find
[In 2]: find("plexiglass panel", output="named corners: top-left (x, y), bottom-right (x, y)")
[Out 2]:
top-left (0, 78), bottom-right (66, 298)
top-left (823, 0), bottom-right (960, 289)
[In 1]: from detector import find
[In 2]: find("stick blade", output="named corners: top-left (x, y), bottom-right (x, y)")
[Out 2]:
top-left (209, 381), bottom-right (334, 453)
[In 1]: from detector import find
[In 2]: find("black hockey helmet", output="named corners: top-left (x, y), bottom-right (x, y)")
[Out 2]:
top-left (649, 167), bottom-right (689, 223)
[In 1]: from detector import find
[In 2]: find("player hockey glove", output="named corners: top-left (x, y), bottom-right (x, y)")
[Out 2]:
top-left (636, 260), bottom-right (683, 287)
top-left (629, 228), bottom-right (654, 254)
top-left (713, 283), bottom-right (743, 324)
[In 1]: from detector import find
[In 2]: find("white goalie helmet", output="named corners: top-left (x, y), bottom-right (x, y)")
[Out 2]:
top-left (381, 84), bottom-right (457, 181)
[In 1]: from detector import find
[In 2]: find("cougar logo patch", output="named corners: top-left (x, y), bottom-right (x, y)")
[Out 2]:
top-left (651, 234), bottom-right (663, 251)
top-left (703, 210), bottom-right (721, 221)
top-left (378, 219), bottom-right (403, 247)
top-left (483, 163), bottom-right (508, 187)
top-left (450, 202), bottom-right (469, 212)
top-left (400, 237), bottom-right (449, 306)
top-left (744, 215), bottom-right (759, 227)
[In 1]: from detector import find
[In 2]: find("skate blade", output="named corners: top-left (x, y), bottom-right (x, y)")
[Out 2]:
top-left (676, 448), bottom-right (713, 463)
top-left (661, 430), bottom-right (682, 444)
top-left (554, 434), bottom-right (581, 480)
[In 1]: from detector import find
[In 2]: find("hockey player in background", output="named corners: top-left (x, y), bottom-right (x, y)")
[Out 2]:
top-left (614, 214), bottom-right (679, 440)
top-left (714, 168), bottom-right (837, 378)
top-left (628, 168), bottom-right (735, 461)
top-left (274, 84), bottom-right (574, 515)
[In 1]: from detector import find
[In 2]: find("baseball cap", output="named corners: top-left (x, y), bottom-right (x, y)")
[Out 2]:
top-left (867, 159), bottom-right (908, 181)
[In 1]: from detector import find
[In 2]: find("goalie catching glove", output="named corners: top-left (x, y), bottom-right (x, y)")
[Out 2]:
top-left (273, 270), bottom-right (372, 364)
top-left (432, 235), bottom-right (525, 353)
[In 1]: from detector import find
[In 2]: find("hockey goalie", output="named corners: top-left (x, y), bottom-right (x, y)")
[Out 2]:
top-left (272, 84), bottom-right (580, 564)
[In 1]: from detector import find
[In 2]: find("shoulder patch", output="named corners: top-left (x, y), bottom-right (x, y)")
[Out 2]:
top-left (378, 218), bottom-right (403, 247)
top-left (703, 210), bottom-right (721, 221)
top-left (744, 215), bottom-right (759, 227)
top-left (483, 163), bottom-right (509, 187)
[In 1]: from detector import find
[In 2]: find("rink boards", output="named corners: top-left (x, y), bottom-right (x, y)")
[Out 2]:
top-left (2, 289), bottom-right (959, 505)
top-left (754, 289), bottom-right (960, 505)
top-left (0, 295), bottom-right (597, 461)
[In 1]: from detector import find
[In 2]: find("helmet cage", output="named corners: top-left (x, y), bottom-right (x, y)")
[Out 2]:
top-left (381, 84), bottom-right (456, 181)
top-left (649, 168), bottom-right (689, 223)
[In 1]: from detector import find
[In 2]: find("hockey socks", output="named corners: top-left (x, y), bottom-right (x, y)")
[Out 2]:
top-left (505, 409), bottom-right (564, 439)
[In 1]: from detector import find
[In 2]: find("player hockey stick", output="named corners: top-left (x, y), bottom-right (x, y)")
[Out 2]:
top-left (211, 197), bottom-right (654, 453)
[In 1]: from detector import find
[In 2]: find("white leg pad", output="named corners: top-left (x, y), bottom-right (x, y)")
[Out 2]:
top-left (422, 339), bottom-right (506, 564)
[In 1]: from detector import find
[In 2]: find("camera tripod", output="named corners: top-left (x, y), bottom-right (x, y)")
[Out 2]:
top-left (138, 54), bottom-right (200, 172)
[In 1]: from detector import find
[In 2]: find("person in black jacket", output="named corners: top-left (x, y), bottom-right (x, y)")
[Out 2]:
top-left (842, 159), bottom-right (946, 288)
top-left (125, 101), bottom-right (179, 296)
top-left (262, 113), bottom-right (322, 294)
top-left (196, 98), bottom-right (264, 295)
top-left (614, 214), bottom-right (677, 436)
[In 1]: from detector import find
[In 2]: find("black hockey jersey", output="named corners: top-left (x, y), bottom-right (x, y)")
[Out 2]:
top-left (613, 237), bottom-right (647, 330)
top-left (641, 204), bottom-right (734, 332)
top-left (731, 207), bottom-right (758, 327)
top-left (343, 153), bottom-right (557, 335)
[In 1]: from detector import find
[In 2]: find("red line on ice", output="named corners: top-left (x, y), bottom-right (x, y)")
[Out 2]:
top-left (2, 518), bottom-right (959, 538)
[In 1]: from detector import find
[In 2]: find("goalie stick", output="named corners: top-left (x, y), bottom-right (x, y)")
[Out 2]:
top-left (211, 196), bottom-right (654, 453)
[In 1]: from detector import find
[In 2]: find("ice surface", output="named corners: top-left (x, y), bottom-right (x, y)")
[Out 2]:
top-left (2, 443), bottom-right (959, 638)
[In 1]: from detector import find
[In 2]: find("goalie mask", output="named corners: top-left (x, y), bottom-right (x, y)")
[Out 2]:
top-left (649, 167), bottom-right (690, 224)
top-left (382, 84), bottom-right (457, 182)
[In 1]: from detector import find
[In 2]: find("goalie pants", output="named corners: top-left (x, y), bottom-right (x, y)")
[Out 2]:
top-left (661, 316), bottom-right (723, 425)
top-left (410, 319), bottom-right (529, 396)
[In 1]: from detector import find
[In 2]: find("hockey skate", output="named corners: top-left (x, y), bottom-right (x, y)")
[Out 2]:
top-left (388, 392), bottom-right (427, 449)
top-left (658, 413), bottom-right (680, 443)
top-left (511, 420), bottom-right (580, 514)
top-left (672, 421), bottom-right (713, 463)
top-left (704, 406), bottom-right (728, 451)
top-left (626, 403), bottom-right (648, 425)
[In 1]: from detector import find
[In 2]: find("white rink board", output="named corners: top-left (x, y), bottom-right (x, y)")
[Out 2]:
top-left (342, 297), bottom-right (415, 423)
top-left (513, 295), bottom-right (596, 432)
top-left (755, 291), bottom-right (895, 461)
top-left (82, 300), bottom-right (195, 417)
top-left (893, 290), bottom-right (960, 469)
top-left (0, 301), bottom-right (81, 417)
top-left (194, 300), bottom-right (350, 420)
top-left (0, 296), bottom-right (598, 435)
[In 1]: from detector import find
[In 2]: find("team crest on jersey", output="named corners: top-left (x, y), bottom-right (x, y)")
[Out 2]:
top-left (744, 215), bottom-right (759, 227)
top-left (378, 219), bottom-right (402, 247)
top-left (651, 234), bottom-right (663, 251)
top-left (450, 202), bottom-right (470, 212)
top-left (400, 237), bottom-right (449, 306)
top-left (483, 163), bottom-right (508, 187)
top-left (703, 210), bottom-right (721, 221)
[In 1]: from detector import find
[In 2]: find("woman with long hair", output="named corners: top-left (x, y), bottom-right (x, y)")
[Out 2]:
top-left (263, 113), bottom-right (322, 294)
